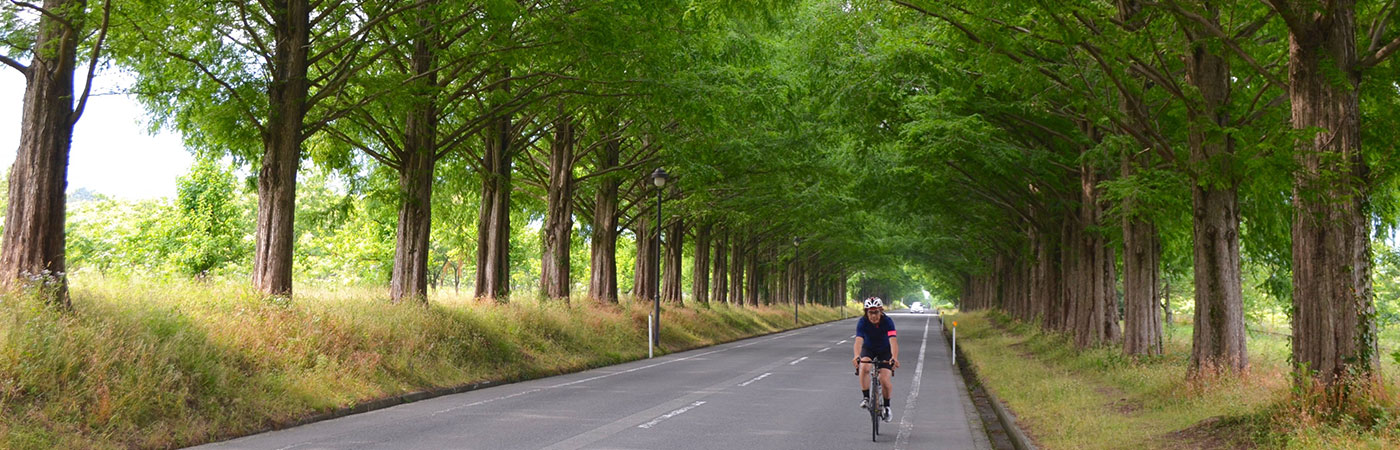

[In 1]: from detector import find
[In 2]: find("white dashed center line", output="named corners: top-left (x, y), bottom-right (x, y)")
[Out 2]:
top-left (738, 372), bottom-right (772, 387)
top-left (637, 401), bottom-right (706, 429)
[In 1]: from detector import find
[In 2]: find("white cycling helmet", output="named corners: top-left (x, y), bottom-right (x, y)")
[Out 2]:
top-left (863, 297), bottom-right (885, 310)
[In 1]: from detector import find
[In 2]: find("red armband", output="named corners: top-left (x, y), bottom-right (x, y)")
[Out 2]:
top-left (887, 330), bottom-right (897, 337)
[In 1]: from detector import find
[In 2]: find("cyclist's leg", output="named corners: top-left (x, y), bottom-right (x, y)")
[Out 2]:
top-left (877, 349), bottom-right (894, 403)
top-left (858, 349), bottom-right (875, 391)
top-left (879, 368), bottom-right (894, 401)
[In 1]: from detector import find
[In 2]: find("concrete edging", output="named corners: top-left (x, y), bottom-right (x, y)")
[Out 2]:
top-left (940, 316), bottom-right (1038, 450)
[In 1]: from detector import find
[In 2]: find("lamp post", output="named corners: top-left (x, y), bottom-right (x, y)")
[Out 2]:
top-left (651, 167), bottom-right (669, 349)
top-left (793, 236), bottom-right (804, 326)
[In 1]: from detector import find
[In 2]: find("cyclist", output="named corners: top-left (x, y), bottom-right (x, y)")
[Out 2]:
top-left (853, 297), bottom-right (899, 422)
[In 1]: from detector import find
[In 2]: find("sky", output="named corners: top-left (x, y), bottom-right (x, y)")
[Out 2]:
top-left (1, 68), bottom-right (192, 200)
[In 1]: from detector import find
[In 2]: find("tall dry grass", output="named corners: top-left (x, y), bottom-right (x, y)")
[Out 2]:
top-left (946, 311), bottom-right (1400, 449)
top-left (0, 277), bottom-right (845, 449)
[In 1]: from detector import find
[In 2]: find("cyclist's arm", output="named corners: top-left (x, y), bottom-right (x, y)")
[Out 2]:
top-left (890, 337), bottom-right (900, 369)
top-left (852, 336), bottom-right (864, 364)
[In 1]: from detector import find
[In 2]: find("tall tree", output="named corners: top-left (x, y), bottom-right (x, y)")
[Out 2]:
top-left (474, 71), bottom-right (515, 301)
top-left (1178, 2), bottom-right (1248, 373)
top-left (1, 0), bottom-right (110, 307)
top-left (1263, 0), bottom-right (1400, 385)
top-left (122, 0), bottom-right (415, 296)
top-left (387, 5), bottom-right (439, 303)
top-left (538, 114), bottom-right (576, 300)
top-left (587, 136), bottom-right (624, 302)
top-left (1121, 158), bottom-right (1163, 356)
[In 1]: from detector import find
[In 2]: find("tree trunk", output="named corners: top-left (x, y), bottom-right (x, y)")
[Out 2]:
top-left (692, 222), bottom-right (711, 304)
top-left (632, 215), bottom-right (658, 302)
top-left (0, 0), bottom-right (85, 308)
top-left (389, 31), bottom-right (437, 303)
top-left (1035, 219), bottom-right (1062, 331)
top-left (711, 227), bottom-right (728, 304)
top-left (587, 139), bottom-right (621, 303)
top-left (474, 107), bottom-right (513, 301)
top-left (792, 256), bottom-right (805, 305)
top-left (1067, 199), bottom-right (1091, 344)
top-left (1285, 0), bottom-right (1377, 384)
top-left (1163, 278), bottom-right (1171, 329)
top-left (1183, 12), bottom-right (1247, 372)
top-left (745, 246), bottom-right (760, 307)
top-left (453, 261), bottom-right (462, 293)
top-left (540, 116), bottom-right (575, 301)
top-left (1188, 154), bottom-right (1248, 372)
top-left (729, 236), bottom-right (744, 305)
top-left (389, 121), bottom-right (435, 303)
top-left (1057, 216), bottom-right (1077, 333)
top-left (1123, 208), bottom-right (1163, 356)
top-left (835, 271), bottom-right (845, 307)
top-left (1103, 243), bottom-right (1121, 343)
top-left (1073, 165), bottom-right (1115, 348)
top-left (251, 0), bottom-right (311, 298)
top-left (661, 218), bottom-right (683, 304)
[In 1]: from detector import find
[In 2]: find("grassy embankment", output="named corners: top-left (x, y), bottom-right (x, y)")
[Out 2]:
top-left (946, 311), bottom-right (1400, 449)
top-left (0, 277), bottom-right (848, 449)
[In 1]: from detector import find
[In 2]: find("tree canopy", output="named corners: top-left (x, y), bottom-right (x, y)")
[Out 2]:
top-left (10, 0), bottom-right (1400, 404)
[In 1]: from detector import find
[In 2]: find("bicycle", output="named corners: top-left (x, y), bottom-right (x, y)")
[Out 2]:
top-left (855, 357), bottom-right (892, 442)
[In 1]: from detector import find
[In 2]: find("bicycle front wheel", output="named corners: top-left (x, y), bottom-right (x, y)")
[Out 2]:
top-left (870, 373), bottom-right (880, 441)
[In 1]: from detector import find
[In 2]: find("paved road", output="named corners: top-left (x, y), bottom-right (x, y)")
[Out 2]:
top-left (195, 312), bottom-right (989, 450)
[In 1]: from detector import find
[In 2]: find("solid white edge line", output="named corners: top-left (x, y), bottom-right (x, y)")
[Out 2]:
top-left (895, 317), bottom-right (931, 449)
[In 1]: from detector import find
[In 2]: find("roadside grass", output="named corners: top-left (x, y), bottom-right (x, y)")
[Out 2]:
top-left (0, 276), bottom-right (846, 449)
top-left (945, 311), bottom-right (1400, 449)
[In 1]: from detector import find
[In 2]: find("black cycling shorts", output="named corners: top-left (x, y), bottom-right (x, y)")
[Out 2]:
top-left (860, 347), bottom-right (894, 371)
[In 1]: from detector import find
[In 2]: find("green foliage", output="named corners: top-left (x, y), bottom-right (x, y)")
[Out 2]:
top-left (292, 169), bottom-right (395, 285)
top-left (427, 155), bottom-right (481, 292)
top-left (1374, 240), bottom-right (1400, 350)
top-left (169, 157), bottom-right (248, 276)
top-left (66, 195), bottom-right (178, 276)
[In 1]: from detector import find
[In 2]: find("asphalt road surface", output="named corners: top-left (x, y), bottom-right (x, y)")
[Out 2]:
top-left (195, 311), bottom-right (990, 450)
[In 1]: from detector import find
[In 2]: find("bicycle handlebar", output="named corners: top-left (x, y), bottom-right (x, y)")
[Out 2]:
top-left (854, 357), bottom-right (892, 375)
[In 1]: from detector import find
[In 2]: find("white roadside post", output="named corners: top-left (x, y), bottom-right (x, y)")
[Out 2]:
top-left (951, 321), bottom-right (957, 366)
top-left (648, 314), bottom-right (654, 358)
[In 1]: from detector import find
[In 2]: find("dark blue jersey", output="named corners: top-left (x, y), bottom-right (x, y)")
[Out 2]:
top-left (855, 313), bottom-right (897, 352)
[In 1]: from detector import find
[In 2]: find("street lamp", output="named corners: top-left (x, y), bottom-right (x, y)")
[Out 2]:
top-left (651, 167), bottom-right (669, 349)
top-left (793, 236), bottom-right (804, 326)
